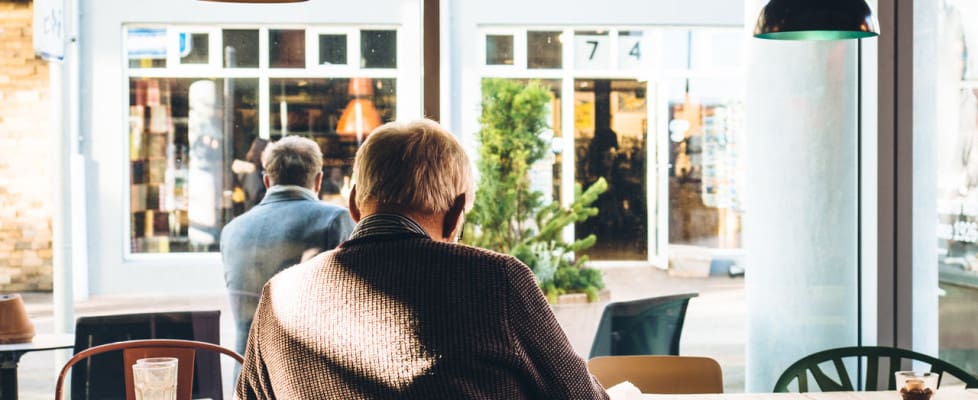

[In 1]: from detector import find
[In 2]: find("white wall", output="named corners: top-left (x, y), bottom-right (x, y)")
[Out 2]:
top-left (79, 0), bottom-right (422, 295)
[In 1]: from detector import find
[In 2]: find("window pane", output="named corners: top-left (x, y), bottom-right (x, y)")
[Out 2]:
top-left (127, 27), bottom-right (167, 69)
top-left (618, 31), bottom-right (644, 70)
top-left (486, 34), bottom-right (514, 65)
top-left (129, 77), bottom-right (258, 253)
top-left (360, 30), bottom-right (397, 68)
top-left (223, 29), bottom-right (259, 68)
top-left (574, 30), bottom-right (610, 70)
top-left (269, 29), bottom-right (305, 68)
top-left (936, 0), bottom-right (978, 377)
top-left (574, 79), bottom-right (648, 260)
top-left (179, 32), bottom-right (209, 65)
top-left (528, 31), bottom-right (562, 69)
top-left (319, 34), bottom-right (347, 65)
top-left (666, 79), bottom-right (744, 250)
top-left (663, 29), bottom-right (692, 71)
top-left (269, 77), bottom-right (396, 202)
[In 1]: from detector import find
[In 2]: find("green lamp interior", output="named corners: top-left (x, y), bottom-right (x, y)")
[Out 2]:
top-left (755, 30), bottom-right (878, 41)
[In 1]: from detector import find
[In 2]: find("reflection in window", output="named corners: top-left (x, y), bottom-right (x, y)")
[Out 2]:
top-left (180, 33), bottom-right (209, 64)
top-left (666, 79), bottom-right (744, 249)
top-left (125, 25), bottom-right (400, 254)
top-left (127, 28), bottom-right (167, 69)
top-left (361, 30), bottom-right (397, 68)
top-left (936, 0), bottom-right (978, 377)
top-left (223, 29), bottom-right (259, 68)
top-left (528, 31), bottom-right (562, 69)
top-left (269, 29), bottom-right (305, 68)
top-left (486, 35), bottom-right (514, 65)
top-left (129, 77), bottom-right (258, 253)
top-left (574, 79), bottom-right (648, 260)
top-left (319, 34), bottom-right (347, 65)
top-left (269, 77), bottom-right (396, 200)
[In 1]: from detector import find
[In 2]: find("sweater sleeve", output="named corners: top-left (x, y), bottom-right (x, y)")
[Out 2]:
top-left (236, 283), bottom-right (277, 400)
top-left (504, 258), bottom-right (610, 399)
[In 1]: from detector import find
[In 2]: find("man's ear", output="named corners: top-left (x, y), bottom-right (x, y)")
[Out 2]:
top-left (348, 185), bottom-right (361, 222)
top-left (312, 170), bottom-right (324, 193)
top-left (263, 174), bottom-right (272, 189)
top-left (442, 193), bottom-right (467, 241)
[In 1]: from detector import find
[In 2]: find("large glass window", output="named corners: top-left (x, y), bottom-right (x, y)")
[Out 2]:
top-left (478, 28), bottom-right (743, 262)
top-left (935, 0), bottom-right (978, 377)
top-left (125, 26), bottom-right (398, 254)
top-left (477, 26), bottom-right (747, 391)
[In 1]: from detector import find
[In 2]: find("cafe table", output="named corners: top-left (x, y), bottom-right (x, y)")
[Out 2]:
top-left (0, 333), bottom-right (75, 400)
top-left (641, 390), bottom-right (978, 400)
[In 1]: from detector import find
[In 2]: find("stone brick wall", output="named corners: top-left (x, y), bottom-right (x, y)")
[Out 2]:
top-left (0, 0), bottom-right (54, 291)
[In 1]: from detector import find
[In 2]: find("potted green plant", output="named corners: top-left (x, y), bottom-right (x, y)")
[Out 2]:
top-left (464, 78), bottom-right (608, 303)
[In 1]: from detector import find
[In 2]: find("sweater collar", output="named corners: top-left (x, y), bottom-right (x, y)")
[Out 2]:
top-left (349, 213), bottom-right (430, 240)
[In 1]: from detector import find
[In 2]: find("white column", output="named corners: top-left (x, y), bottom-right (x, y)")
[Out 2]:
top-left (744, 0), bottom-right (860, 391)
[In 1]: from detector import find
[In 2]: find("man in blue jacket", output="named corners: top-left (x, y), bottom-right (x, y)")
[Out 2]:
top-left (221, 136), bottom-right (354, 355)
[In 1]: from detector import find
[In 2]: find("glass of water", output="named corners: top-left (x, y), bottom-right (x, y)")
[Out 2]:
top-left (132, 357), bottom-right (178, 400)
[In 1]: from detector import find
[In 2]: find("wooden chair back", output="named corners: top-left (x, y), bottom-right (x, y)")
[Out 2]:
top-left (55, 339), bottom-right (243, 400)
top-left (588, 355), bottom-right (724, 394)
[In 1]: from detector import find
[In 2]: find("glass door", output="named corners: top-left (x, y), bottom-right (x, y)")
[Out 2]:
top-left (573, 78), bottom-right (649, 261)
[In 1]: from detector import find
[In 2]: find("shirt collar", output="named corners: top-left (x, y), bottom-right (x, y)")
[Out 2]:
top-left (348, 213), bottom-right (430, 240)
top-left (265, 184), bottom-right (318, 200)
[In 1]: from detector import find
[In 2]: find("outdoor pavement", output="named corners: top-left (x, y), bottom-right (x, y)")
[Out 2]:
top-left (14, 266), bottom-right (745, 399)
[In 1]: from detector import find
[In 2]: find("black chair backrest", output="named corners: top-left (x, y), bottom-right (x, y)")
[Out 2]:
top-left (773, 346), bottom-right (978, 392)
top-left (71, 310), bottom-right (222, 400)
top-left (589, 293), bottom-right (698, 358)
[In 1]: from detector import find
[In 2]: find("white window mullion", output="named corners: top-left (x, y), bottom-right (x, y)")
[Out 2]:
top-left (560, 75), bottom-right (575, 245)
top-left (350, 29), bottom-right (361, 70)
top-left (209, 27), bottom-right (222, 69)
top-left (259, 27), bottom-right (270, 140)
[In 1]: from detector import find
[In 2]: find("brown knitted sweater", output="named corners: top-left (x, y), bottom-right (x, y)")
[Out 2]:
top-left (236, 232), bottom-right (609, 399)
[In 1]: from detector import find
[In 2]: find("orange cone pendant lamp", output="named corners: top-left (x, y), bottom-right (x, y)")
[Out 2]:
top-left (337, 77), bottom-right (382, 144)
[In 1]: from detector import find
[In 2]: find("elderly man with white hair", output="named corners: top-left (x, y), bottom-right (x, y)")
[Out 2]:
top-left (237, 119), bottom-right (608, 399)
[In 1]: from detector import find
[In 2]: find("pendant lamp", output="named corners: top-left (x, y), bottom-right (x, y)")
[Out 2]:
top-left (199, 0), bottom-right (307, 3)
top-left (754, 0), bottom-right (879, 40)
top-left (336, 78), bottom-right (382, 144)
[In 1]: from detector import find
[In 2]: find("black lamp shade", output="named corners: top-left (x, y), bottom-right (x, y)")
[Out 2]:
top-left (754, 0), bottom-right (879, 40)
top-left (199, 0), bottom-right (307, 3)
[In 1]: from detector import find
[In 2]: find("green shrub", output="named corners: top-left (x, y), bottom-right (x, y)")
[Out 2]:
top-left (465, 78), bottom-right (607, 303)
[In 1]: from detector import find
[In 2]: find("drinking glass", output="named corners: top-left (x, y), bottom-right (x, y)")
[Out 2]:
top-left (132, 358), bottom-right (178, 400)
top-left (895, 371), bottom-right (939, 400)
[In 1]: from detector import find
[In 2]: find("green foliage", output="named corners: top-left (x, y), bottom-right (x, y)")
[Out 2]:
top-left (465, 78), bottom-right (607, 303)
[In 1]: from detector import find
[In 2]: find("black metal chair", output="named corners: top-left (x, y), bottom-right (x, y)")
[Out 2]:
top-left (71, 311), bottom-right (223, 400)
top-left (588, 293), bottom-right (698, 358)
top-left (773, 346), bottom-right (978, 392)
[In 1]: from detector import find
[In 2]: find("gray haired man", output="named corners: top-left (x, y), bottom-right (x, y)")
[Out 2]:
top-left (220, 135), bottom-right (354, 355)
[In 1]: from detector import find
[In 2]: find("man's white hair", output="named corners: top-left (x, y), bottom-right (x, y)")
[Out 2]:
top-left (354, 119), bottom-right (473, 214)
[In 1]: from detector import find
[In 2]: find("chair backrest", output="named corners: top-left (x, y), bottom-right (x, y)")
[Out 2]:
top-left (773, 346), bottom-right (978, 392)
top-left (589, 293), bottom-right (698, 358)
top-left (588, 355), bottom-right (724, 394)
top-left (55, 339), bottom-right (244, 400)
top-left (71, 311), bottom-right (222, 400)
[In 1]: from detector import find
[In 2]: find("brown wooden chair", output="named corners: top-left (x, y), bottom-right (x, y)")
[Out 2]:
top-left (55, 339), bottom-right (244, 400)
top-left (588, 355), bottom-right (724, 394)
